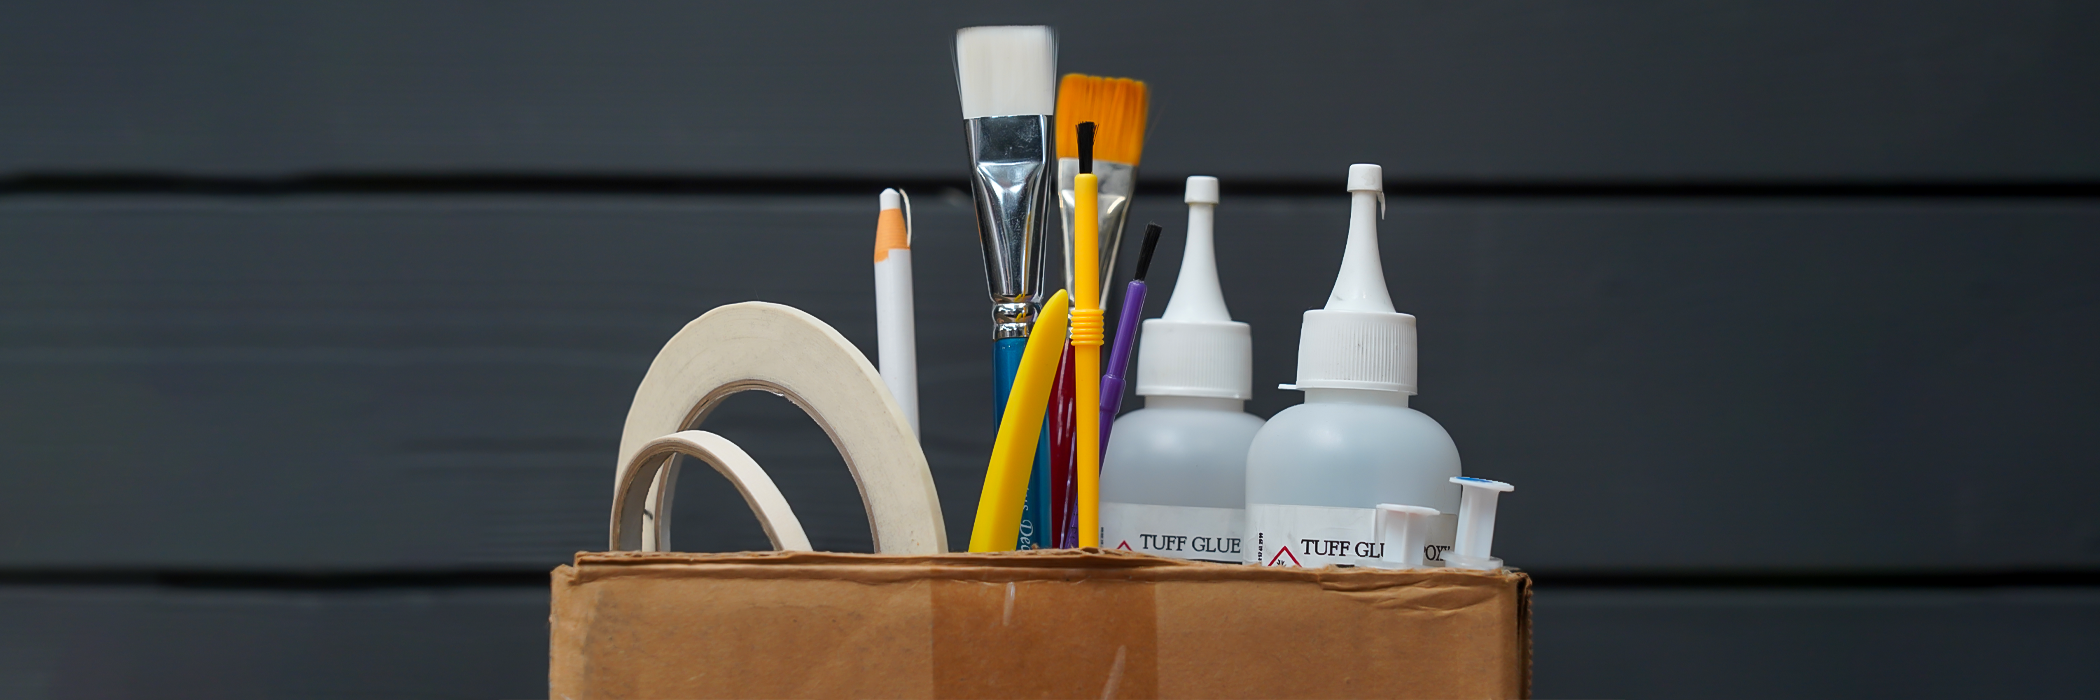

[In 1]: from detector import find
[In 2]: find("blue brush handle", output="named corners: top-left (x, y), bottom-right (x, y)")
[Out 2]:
top-left (992, 338), bottom-right (1025, 411)
top-left (1026, 422), bottom-right (1052, 549)
top-left (991, 338), bottom-right (1043, 549)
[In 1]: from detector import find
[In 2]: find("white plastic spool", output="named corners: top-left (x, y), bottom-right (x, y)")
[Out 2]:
top-left (1445, 476), bottom-right (1515, 571)
top-left (1374, 504), bottom-right (1441, 569)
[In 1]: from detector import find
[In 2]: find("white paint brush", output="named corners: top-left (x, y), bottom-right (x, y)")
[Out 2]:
top-left (955, 24), bottom-right (1058, 550)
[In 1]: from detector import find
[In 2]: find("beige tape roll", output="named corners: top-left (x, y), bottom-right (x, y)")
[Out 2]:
top-left (615, 302), bottom-right (946, 554)
top-left (612, 431), bottom-right (812, 551)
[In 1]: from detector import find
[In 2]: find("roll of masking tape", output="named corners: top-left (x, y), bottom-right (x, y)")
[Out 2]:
top-left (613, 430), bottom-right (812, 552)
top-left (615, 302), bottom-right (945, 554)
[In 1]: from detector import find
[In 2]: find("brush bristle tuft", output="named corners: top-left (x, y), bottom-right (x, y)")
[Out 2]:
top-left (1133, 223), bottom-right (1164, 281)
top-left (955, 26), bottom-right (1057, 119)
top-left (1077, 122), bottom-right (1096, 175)
top-left (1056, 74), bottom-right (1150, 165)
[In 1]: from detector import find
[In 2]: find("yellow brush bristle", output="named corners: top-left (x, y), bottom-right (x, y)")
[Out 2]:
top-left (1056, 74), bottom-right (1150, 166)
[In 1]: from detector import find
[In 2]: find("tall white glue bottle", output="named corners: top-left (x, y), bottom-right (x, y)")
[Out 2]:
top-left (1245, 164), bottom-right (1462, 569)
top-left (1099, 175), bottom-right (1263, 563)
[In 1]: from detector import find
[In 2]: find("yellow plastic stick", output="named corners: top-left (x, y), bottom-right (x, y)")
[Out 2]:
top-left (1072, 173), bottom-right (1105, 548)
top-left (968, 290), bottom-right (1071, 552)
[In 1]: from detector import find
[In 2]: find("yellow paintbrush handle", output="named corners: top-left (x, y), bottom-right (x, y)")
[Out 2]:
top-left (1072, 173), bottom-right (1105, 548)
top-left (1074, 340), bottom-right (1101, 547)
top-left (969, 290), bottom-right (1071, 552)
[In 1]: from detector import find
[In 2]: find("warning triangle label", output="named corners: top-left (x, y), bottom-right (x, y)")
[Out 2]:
top-left (1116, 541), bottom-right (1133, 551)
top-left (1268, 546), bottom-right (1301, 567)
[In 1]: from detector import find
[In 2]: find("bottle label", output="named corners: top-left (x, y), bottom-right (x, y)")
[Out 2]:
top-left (1100, 502), bottom-right (1245, 563)
top-left (1245, 503), bottom-right (1458, 568)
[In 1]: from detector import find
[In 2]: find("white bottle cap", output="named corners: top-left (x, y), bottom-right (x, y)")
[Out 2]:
top-left (1184, 175), bottom-right (1219, 205)
top-left (1293, 164), bottom-right (1417, 393)
top-left (1136, 176), bottom-right (1253, 400)
top-left (1374, 504), bottom-right (1441, 569)
top-left (1445, 476), bottom-right (1514, 571)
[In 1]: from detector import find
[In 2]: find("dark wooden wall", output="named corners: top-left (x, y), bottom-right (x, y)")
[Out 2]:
top-left (5, 2), bottom-right (2097, 697)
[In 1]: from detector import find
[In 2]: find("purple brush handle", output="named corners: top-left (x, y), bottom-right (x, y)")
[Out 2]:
top-left (1099, 279), bottom-right (1148, 454)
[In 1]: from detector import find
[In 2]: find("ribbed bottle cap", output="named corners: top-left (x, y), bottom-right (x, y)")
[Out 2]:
top-left (1291, 164), bottom-right (1416, 394)
top-left (1136, 318), bottom-right (1252, 399)
top-left (1293, 309), bottom-right (1416, 393)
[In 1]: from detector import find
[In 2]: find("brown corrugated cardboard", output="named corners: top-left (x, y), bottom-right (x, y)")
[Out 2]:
top-left (551, 549), bottom-right (1529, 699)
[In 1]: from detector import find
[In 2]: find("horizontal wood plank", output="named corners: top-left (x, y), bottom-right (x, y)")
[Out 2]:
top-left (5, 1), bottom-right (2098, 180)
top-left (1, 194), bottom-right (2096, 569)
top-left (0, 583), bottom-right (544, 699)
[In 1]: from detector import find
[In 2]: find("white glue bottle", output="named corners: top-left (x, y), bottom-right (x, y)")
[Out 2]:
top-left (1244, 164), bottom-right (1462, 569)
top-left (1099, 175), bottom-right (1263, 563)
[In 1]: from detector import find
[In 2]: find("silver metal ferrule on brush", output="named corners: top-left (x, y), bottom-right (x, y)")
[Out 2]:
top-left (1058, 158), bottom-right (1137, 293)
top-left (965, 114), bottom-right (1057, 340)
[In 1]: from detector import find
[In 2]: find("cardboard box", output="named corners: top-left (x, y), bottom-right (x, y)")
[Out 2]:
top-left (551, 549), bottom-right (1530, 698)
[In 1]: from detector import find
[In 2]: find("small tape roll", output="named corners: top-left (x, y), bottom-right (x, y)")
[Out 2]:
top-left (613, 431), bottom-right (812, 552)
top-left (616, 302), bottom-right (945, 554)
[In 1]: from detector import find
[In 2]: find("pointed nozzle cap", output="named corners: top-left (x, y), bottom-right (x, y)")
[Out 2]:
top-left (1137, 175), bottom-right (1252, 400)
top-left (1294, 163), bottom-right (1414, 393)
top-left (1325, 164), bottom-right (1394, 314)
top-left (1160, 176), bottom-right (1232, 324)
